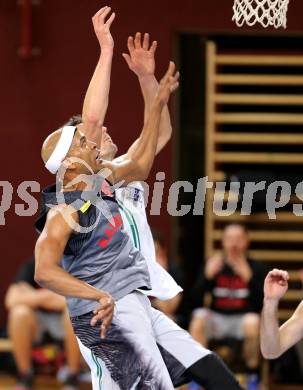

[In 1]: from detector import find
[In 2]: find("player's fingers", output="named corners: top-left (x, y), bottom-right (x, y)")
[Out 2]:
top-left (149, 40), bottom-right (158, 54)
top-left (161, 61), bottom-right (175, 84)
top-left (99, 6), bottom-right (111, 23)
top-left (170, 81), bottom-right (179, 93)
top-left (105, 12), bottom-right (115, 27)
top-left (282, 270), bottom-right (289, 280)
top-left (270, 269), bottom-right (283, 277)
top-left (91, 306), bottom-right (113, 326)
top-left (122, 53), bottom-right (132, 67)
top-left (93, 299), bottom-right (112, 316)
top-left (134, 32), bottom-right (141, 49)
top-left (276, 269), bottom-right (288, 280)
top-left (167, 61), bottom-right (176, 77)
top-left (127, 36), bottom-right (135, 53)
top-left (269, 269), bottom-right (288, 283)
top-left (93, 6), bottom-right (107, 20)
top-left (143, 33), bottom-right (149, 50)
top-left (172, 71), bottom-right (180, 83)
top-left (93, 302), bottom-right (113, 317)
top-left (100, 313), bottom-right (113, 338)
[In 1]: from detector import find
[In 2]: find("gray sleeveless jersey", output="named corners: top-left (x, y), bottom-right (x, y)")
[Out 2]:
top-left (35, 184), bottom-right (151, 317)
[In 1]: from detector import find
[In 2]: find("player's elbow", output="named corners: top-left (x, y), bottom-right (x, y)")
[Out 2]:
top-left (83, 106), bottom-right (107, 128)
top-left (137, 166), bottom-right (150, 182)
top-left (34, 259), bottom-right (52, 288)
top-left (137, 158), bottom-right (154, 181)
top-left (34, 267), bottom-right (49, 288)
top-left (262, 351), bottom-right (281, 360)
top-left (261, 346), bottom-right (281, 360)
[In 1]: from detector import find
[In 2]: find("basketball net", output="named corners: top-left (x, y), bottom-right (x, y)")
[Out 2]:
top-left (232, 0), bottom-right (290, 29)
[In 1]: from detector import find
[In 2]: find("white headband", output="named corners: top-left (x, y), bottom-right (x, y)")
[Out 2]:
top-left (45, 126), bottom-right (77, 174)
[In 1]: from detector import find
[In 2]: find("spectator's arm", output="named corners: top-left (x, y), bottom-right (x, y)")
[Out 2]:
top-left (5, 284), bottom-right (66, 311)
top-left (33, 289), bottom-right (66, 311)
top-left (4, 283), bottom-right (34, 310)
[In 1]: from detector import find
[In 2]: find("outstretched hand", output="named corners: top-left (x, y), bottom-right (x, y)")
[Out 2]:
top-left (123, 32), bottom-right (157, 78)
top-left (92, 6), bottom-right (115, 50)
top-left (156, 62), bottom-right (180, 106)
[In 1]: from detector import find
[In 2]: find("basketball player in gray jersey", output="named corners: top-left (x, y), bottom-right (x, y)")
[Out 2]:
top-left (35, 7), bottom-right (242, 389)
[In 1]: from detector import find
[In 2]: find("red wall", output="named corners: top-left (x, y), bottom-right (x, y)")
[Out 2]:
top-left (1, 0), bottom-right (303, 325)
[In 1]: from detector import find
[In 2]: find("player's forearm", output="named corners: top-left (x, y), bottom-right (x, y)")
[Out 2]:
top-left (139, 75), bottom-right (172, 154)
top-left (261, 299), bottom-right (282, 359)
top-left (35, 242), bottom-right (106, 302)
top-left (131, 98), bottom-right (163, 179)
top-left (82, 48), bottom-right (113, 146)
top-left (35, 262), bottom-right (104, 302)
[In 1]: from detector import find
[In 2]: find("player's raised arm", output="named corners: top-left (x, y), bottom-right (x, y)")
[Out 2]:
top-left (120, 32), bottom-right (172, 159)
top-left (261, 269), bottom-right (303, 359)
top-left (81, 6), bottom-right (115, 148)
top-left (103, 61), bottom-right (179, 184)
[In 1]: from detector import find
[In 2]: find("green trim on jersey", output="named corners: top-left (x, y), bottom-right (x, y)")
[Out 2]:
top-left (117, 200), bottom-right (141, 250)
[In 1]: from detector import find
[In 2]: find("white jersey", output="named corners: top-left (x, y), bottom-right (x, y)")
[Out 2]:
top-left (115, 182), bottom-right (183, 300)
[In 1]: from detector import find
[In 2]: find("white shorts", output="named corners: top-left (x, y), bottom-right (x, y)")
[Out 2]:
top-left (72, 292), bottom-right (210, 389)
top-left (192, 308), bottom-right (259, 340)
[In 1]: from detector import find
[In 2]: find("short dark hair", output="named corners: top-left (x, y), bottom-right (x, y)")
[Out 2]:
top-left (151, 229), bottom-right (166, 248)
top-left (63, 114), bottom-right (82, 127)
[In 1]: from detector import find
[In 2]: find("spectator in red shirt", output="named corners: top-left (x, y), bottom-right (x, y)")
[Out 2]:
top-left (189, 224), bottom-right (267, 373)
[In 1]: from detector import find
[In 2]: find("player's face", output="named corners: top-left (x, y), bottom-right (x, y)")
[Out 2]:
top-left (222, 226), bottom-right (249, 257)
top-left (100, 126), bottom-right (118, 161)
top-left (69, 131), bottom-right (103, 174)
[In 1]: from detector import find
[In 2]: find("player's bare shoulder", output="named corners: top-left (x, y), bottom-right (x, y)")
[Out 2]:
top-left (45, 203), bottom-right (79, 234)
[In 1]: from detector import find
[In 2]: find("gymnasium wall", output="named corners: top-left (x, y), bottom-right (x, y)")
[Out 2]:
top-left (0, 0), bottom-right (302, 325)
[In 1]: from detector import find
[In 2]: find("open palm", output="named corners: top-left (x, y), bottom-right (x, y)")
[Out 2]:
top-left (123, 32), bottom-right (157, 77)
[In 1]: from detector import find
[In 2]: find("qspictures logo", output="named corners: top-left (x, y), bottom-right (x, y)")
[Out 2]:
top-left (2, 158), bottom-right (303, 232)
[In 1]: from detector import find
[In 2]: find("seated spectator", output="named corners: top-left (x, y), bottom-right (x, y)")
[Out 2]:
top-left (151, 229), bottom-right (184, 322)
top-left (189, 224), bottom-right (267, 376)
top-left (5, 256), bottom-right (81, 390)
